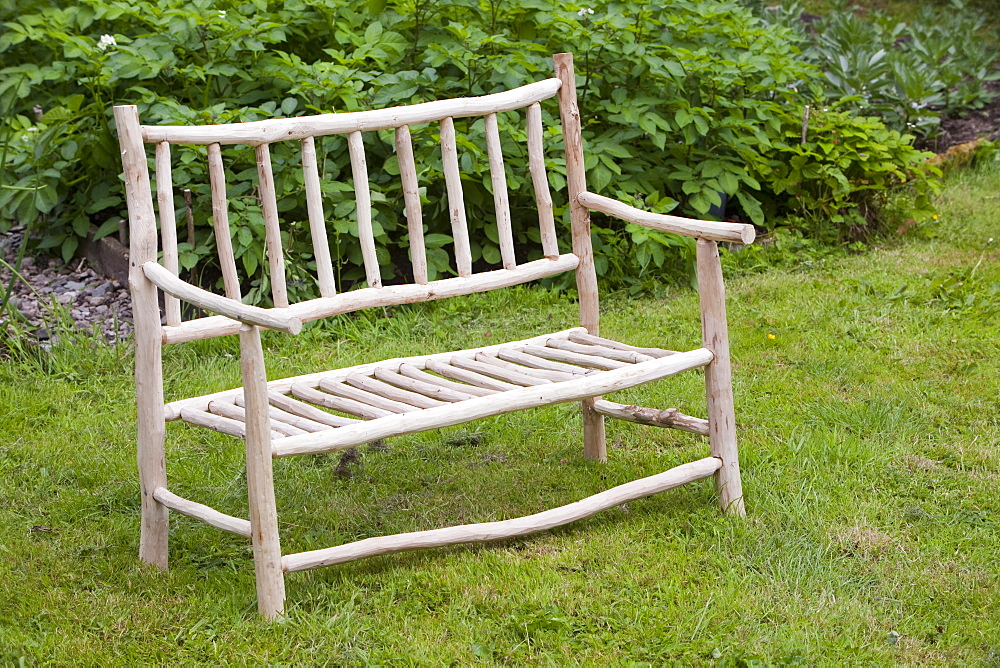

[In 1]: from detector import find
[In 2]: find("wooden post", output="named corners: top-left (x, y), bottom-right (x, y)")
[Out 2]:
top-left (240, 324), bottom-right (286, 618)
top-left (555, 52), bottom-right (605, 461)
top-left (696, 239), bottom-right (745, 515)
top-left (155, 142), bottom-right (181, 326)
top-left (114, 105), bottom-right (169, 568)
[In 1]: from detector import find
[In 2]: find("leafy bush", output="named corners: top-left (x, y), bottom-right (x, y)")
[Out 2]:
top-left (0, 0), bottom-right (940, 299)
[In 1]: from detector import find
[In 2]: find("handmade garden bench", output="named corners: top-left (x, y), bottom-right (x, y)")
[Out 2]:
top-left (114, 53), bottom-right (755, 618)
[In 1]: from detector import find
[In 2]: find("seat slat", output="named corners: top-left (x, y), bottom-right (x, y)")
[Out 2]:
top-left (291, 383), bottom-right (391, 420)
top-left (179, 406), bottom-right (284, 441)
top-left (267, 390), bottom-right (359, 427)
top-left (380, 366), bottom-right (479, 401)
top-left (344, 374), bottom-right (449, 409)
top-left (398, 363), bottom-right (498, 397)
top-left (234, 394), bottom-right (335, 433)
top-left (318, 378), bottom-right (421, 414)
top-left (425, 359), bottom-right (521, 391)
top-left (209, 400), bottom-right (306, 437)
top-left (497, 348), bottom-right (592, 375)
top-left (522, 344), bottom-right (627, 370)
top-left (545, 338), bottom-right (654, 364)
top-left (474, 352), bottom-right (577, 382)
top-left (567, 331), bottom-right (676, 358)
top-left (255, 143), bottom-right (289, 308)
top-left (450, 355), bottom-right (551, 386)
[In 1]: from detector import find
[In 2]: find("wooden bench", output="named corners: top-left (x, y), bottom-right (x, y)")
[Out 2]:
top-left (114, 53), bottom-right (755, 618)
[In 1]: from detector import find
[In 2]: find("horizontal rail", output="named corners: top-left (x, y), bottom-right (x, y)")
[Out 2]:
top-left (153, 487), bottom-right (251, 538)
top-left (272, 347), bottom-right (714, 457)
top-left (592, 400), bottom-right (709, 436)
top-left (143, 262), bottom-right (302, 334)
top-left (281, 456), bottom-right (721, 572)
top-left (578, 191), bottom-right (755, 244)
top-left (137, 79), bottom-right (562, 145)
top-left (160, 254), bottom-right (579, 344)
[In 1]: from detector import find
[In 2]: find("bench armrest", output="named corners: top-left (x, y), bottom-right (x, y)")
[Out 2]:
top-left (577, 191), bottom-right (755, 244)
top-left (142, 262), bottom-right (303, 335)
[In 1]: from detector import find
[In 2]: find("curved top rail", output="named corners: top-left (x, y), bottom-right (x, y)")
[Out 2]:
top-left (137, 79), bottom-right (562, 146)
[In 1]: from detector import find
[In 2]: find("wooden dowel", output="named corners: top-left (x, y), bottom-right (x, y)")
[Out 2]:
top-left (143, 79), bottom-right (563, 145)
top-left (208, 400), bottom-right (306, 437)
top-left (153, 487), bottom-right (251, 538)
top-left (347, 131), bottom-right (382, 288)
top-left (234, 394), bottom-right (334, 433)
top-left (526, 102), bottom-right (558, 259)
top-left (398, 364), bottom-right (497, 397)
top-left (497, 348), bottom-right (591, 376)
top-left (255, 143), bottom-right (289, 308)
top-left (545, 338), bottom-right (654, 364)
top-left (439, 116), bottom-right (472, 277)
top-left (591, 400), bottom-right (709, 436)
top-left (143, 262), bottom-right (302, 334)
top-left (567, 332), bottom-right (676, 358)
top-left (473, 352), bottom-right (577, 382)
top-left (450, 355), bottom-right (551, 386)
top-left (372, 367), bottom-right (476, 402)
top-left (160, 254), bottom-right (579, 344)
top-left (395, 125), bottom-right (428, 284)
top-left (207, 142), bottom-right (241, 300)
top-left (521, 344), bottom-right (626, 370)
top-left (697, 239), bottom-right (745, 516)
top-left (577, 191), bottom-right (756, 244)
top-left (484, 112), bottom-right (516, 270)
top-left (155, 141), bottom-right (181, 326)
top-left (344, 373), bottom-right (448, 409)
top-left (180, 407), bottom-right (249, 439)
top-left (425, 359), bottom-right (521, 392)
top-left (318, 378), bottom-right (422, 414)
top-left (282, 456), bottom-right (721, 571)
top-left (301, 136), bottom-right (337, 298)
top-left (290, 383), bottom-right (392, 420)
top-left (274, 348), bottom-right (714, 456)
top-left (266, 390), bottom-right (360, 427)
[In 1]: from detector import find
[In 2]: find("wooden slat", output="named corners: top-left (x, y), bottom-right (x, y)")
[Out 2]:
top-left (155, 141), bottom-right (181, 326)
top-left (234, 394), bottom-right (334, 433)
top-left (398, 363), bottom-right (497, 397)
top-left (282, 456), bottom-right (721, 571)
top-left (567, 331), bottom-right (675, 358)
top-left (474, 353), bottom-right (577, 382)
top-left (521, 344), bottom-right (627, 370)
top-left (440, 116), bottom-right (472, 277)
top-left (153, 487), bottom-right (251, 538)
top-left (450, 355), bottom-right (550, 386)
top-left (207, 142), bottom-right (241, 300)
top-left (255, 143), bottom-right (288, 308)
top-left (545, 338), bottom-right (654, 364)
top-left (526, 102), bottom-right (558, 258)
top-left (208, 400), bottom-right (306, 437)
top-left (290, 383), bottom-right (391, 420)
top-left (344, 373), bottom-right (448, 409)
top-left (484, 113), bottom-right (515, 270)
top-left (266, 391), bottom-right (359, 427)
top-left (592, 400), bottom-right (709, 436)
top-left (497, 348), bottom-right (591, 376)
top-left (372, 368), bottom-right (476, 402)
top-left (395, 125), bottom-right (427, 284)
top-left (425, 359), bottom-right (521, 392)
top-left (347, 131), bottom-right (381, 288)
top-left (319, 378), bottom-right (421, 414)
top-left (301, 136), bottom-right (337, 298)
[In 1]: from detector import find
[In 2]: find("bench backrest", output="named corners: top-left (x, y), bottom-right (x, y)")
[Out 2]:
top-left (115, 54), bottom-right (596, 345)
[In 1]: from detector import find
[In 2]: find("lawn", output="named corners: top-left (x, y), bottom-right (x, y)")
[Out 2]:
top-left (1, 163), bottom-right (998, 664)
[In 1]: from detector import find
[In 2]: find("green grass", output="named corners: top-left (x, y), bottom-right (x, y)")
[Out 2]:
top-left (1, 163), bottom-right (999, 664)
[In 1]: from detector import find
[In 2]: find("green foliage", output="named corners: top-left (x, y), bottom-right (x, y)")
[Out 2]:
top-left (0, 0), bottom-right (942, 297)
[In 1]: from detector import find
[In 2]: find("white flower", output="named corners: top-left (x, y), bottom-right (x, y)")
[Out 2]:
top-left (577, 8), bottom-right (595, 16)
top-left (218, 10), bottom-right (226, 17)
top-left (97, 34), bottom-right (117, 51)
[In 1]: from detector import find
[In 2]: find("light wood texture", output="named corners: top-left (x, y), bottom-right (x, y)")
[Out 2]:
top-left (155, 141), bottom-right (182, 326)
top-left (372, 367), bottom-right (476, 402)
top-left (347, 131), bottom-right (382, 288)
top-left (233, 394), bottom-right (334, 433)
top-left (395, 125), bottom-right (428, 284)
top-left (160, 255), bottom-right (579, 344)
top-left (207, 142), bottom-right (241, 300)
top-left (473, 353), bottom-right (577, 382)
top-left (484, 113), bottom-right (516, 269)
top-left (255, 143), bottom-right (289, 308)
top-left (143, 79), bottom-right (562, 145)
top-left (301, 136), bottom-right (337, 298)
top-left (282, 456), bottom-right (722, 571)
top-left (273, 348), bottom-right (713, 457)
top-left (526, 102), bottom-right (558, 258)
top-left (497, 348), bottom-right (592, 376)
top-left (567, 331), bottom-right (675, 358)
top-left (554, 52), bottom-right (605, 462)
top-left (344, 374), bottom-right (448, 409)
top-left (142, 262), bottom-right (302, 334)
top-left (153, 487), bottom-right (251, 538)
top-left (115, 105), bottom-right (169, 568)
top-left (265, 391), bottom-right (359, 427)
top-left (697, 240), bottom-right (745, 516)
top-left (208, 400), bottom-right (306, 437)
top-left (450, 355), bottom-right (551, 386)
top-left (578, 191), bottom-right (756, 244)
top-left (318, 378), bottom-right (422, 414)
top-left (592, 400), bottom-right (709, 436)
top-left (521, 344), bottom-right (626, 370)
top-left (398, 364), bottom-right (496, 398)
top-left (425, 359), bottom-right (521, 392)
top-left (545, 338), bottom-right (654, 364)
top-left (440, 116), bottom-right (472, 277)
top-left (239, 325), bottom-right (285, 618)
top-left (291, 383), bottom-right (393, 420)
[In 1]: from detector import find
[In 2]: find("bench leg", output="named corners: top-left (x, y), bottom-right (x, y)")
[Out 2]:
top-left (240, 325), bottom-right (286, 618)
top-left (581, 397), bottom-right (607, 462)
top-left (697, 240), bottom-right (745, 515)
